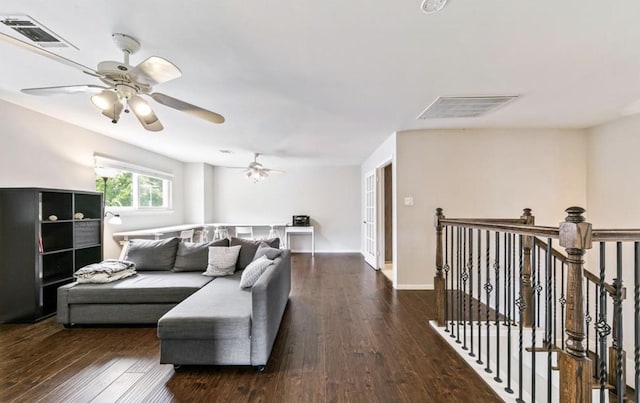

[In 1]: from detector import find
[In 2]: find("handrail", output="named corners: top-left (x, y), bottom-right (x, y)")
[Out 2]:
top-left (440, 219), bottom-right (560, 239)
top-left (592, 229), bottom-right (640, 242)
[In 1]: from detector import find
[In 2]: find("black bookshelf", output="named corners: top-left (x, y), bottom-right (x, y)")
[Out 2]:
top-left (0, 188), bottom-right (103, 322)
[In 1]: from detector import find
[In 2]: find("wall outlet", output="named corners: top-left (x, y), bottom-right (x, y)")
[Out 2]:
top-left (404, 197), bottom-right (414, 206)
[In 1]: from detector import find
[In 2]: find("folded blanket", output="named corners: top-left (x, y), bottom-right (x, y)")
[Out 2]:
top-left (75, 268), bottom-right (137, 284)
top-left (75, 259), bottom-right (136, 276)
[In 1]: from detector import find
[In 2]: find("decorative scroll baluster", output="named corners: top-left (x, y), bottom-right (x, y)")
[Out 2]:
top-left (531, 241), bottom-right (537, 402)
top-left (537, 243), bottom-right (542, 328)
top-left (494, 232), bottom-right (502, 383)
top-left (516, 234), bottom-right (526, 403)
top-left (586, 283), bottom-right (591, 364)
top-left (505, 233), bottom-right (514, 394)
top-left (444, 225), bottom-right (449, 333)
top-left (476, 229), bottom-right (483, 366)
top-left (484, 230), bottom-right (492, 374)
top-left (553, 257), bottom-right (557, 347)
top-left (468, 228), bottom-right (475, 358)
top-left (594, 281), bottom-right (599, 381)
top-left (597, 241), bottom-right (610, 402)
top-left (614, 242), bottom-right (624, 403)
top-left (462, 229), bottom-right (468, 350)
top-left (558, 207), bottom-right (592, 403)
top-left (450, 226), bottom-right (455, 334)
top-left (634, 241), bottom-right (639, 403)
top-left (546, 238), bottom-right (553, 403)
top-left (561, 261), bottom-right (566, 350)
top-left (456, 228), bottom-right (461, 344)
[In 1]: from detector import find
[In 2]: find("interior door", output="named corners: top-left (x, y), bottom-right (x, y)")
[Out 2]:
top-left (363, 170), bottom-right (377, 268)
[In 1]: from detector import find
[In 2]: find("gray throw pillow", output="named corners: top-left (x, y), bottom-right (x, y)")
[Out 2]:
top-left (239, 255), bottom-right (274, 288)
top-left (124, 237), bottom-right (180, 271)
top-left (203, 245), bottom-right (242, 277)
top-left (230, 237), bottom-right (280, 270)
top-left (173, 238), bottom-right (230, 272)
top-left (253, 242), bottom-right (283, 261)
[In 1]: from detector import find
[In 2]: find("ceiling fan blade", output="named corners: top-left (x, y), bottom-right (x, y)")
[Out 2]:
top-left (0, 32), bottom-right (100, 77)
top-left (22, 84), bottom-right (109, 96)
top-left (129, 95), bottom-right (163, 132)
top-left (265, 169), bottom-right (285, 175)
top-left (150, 92), bottom-right (225, 124)
top-left (133, 56), bottom-right (181, 85)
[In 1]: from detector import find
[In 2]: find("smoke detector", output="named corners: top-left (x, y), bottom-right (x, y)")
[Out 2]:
top-left (418, 96), bottom-right (519, 119)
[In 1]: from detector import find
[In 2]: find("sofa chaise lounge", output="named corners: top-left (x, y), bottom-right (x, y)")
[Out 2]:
top-left (57, 237), bottom-right (291, 370)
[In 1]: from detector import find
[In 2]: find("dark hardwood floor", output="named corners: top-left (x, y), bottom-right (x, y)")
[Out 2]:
top-left (0, 254), bottom-right (502, 402)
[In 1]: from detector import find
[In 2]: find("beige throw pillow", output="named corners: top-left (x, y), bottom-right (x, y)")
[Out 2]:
top-left (203, 245), bottom-right (242, 277)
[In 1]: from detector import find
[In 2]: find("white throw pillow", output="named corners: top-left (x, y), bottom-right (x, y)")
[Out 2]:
top-left (239, 255), bottom-right (274, 288)
top-left (203, 245), bottom-right (242, 277)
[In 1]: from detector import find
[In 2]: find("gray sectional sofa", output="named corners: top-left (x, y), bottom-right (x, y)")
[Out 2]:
top-left (57, 237), bottom-right (291, 370)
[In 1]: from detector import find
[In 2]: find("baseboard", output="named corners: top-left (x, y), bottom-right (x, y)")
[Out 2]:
top-left (395, 283), bottom-right (434, 290)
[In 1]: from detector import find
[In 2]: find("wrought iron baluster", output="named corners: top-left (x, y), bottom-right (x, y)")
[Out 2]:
top-left (456, 228), bottom-right (461, 344)
top-left (615, 242), bottom-right (624, 403)
top-left (546, 238), bottom-right (553, 403)
top-left (505, 233), bottom-right (513, 394)
top-left (516, 234), bottom-right (526, 403)
top-left (561, 261), bottom-right (566, 350)
top-left (468, 228), bottom-right (475, 357)
top-left (531, 242), bottom-right (537, 403)
top-left (494, 232), bottom-right (501, 383)
top-left (462, 229), bottom-right (468, 350)
top-left (597, 241), bottom-right (610, 402)
top-left (536, 242), bottom-right (542, 328)
top-left (476, 229), bottom-right (483, 366)
top-left (444, 226), bottom-right (449, 333)
top-left (553, 257), bottom-right (557, 347)
top-left (586, 280), bottom-right (591, 363)
top-left (449, 226), bottom-right (455, 335)
top-left (634, 241), bottom-right (639, 403)
top-left (485, 230), bottom-right (492, 374)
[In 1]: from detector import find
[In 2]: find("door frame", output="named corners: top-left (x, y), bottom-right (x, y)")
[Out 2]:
top-left (376, 160), bottom-right (392, 271)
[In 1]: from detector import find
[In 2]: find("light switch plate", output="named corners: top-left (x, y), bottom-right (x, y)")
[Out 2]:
top-left (404, 197), bottom-right (414, 206)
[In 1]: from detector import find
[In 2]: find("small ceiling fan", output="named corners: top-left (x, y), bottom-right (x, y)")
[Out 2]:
top-left (241, 153), bottom-right (285, 183)
top-left (0, 32), bottom-right (225, 131)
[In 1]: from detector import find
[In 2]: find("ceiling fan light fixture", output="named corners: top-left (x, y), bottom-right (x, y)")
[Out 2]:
top-left (131, 99), bottom-right (152, 116)
top-left (421, 0), bottom-right (448, 14)
top-left (91, 90), bottom-right (118, 110)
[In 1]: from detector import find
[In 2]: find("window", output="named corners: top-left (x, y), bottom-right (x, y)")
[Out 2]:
top-left (94, 155), bottom-right (173, 210)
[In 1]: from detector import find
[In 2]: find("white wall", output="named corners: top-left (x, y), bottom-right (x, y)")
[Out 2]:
top-left (393, 128), bottom-right (587, 289)
top-left (587, 115), bottom-right (640, 383)
top-left (211, 165), bottom-right (361, 252)
top-left (0, 100), bottom-right (186, 259)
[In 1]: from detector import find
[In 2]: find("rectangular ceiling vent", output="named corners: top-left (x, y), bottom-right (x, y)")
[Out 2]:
top-left (0, 15), bottom-right (76, 49)
top-left (418, 95), bottom-right (519, 119)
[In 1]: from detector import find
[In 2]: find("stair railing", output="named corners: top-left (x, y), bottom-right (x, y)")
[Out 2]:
top-left (434, 207), bottom-right (639, 403)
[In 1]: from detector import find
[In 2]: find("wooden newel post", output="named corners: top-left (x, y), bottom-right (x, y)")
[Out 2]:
top-left (521, 208), bottom-right (535, 327)
top-left (434, 208), bottom-right (446, 326)
top-left (558, 207), bottom-right (593, 403)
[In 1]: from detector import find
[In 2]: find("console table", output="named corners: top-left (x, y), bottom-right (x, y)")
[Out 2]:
top-left (285, 226), bottom-right (315, 256)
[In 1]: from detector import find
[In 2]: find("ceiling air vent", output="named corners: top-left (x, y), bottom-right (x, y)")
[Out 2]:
top-left (0, 15), bottom-right (76, 49)
top-left (418, 95), bottom-right (519, 119)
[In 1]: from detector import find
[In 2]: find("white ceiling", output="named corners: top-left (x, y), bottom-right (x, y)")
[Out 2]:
top-left (1, 1), bottom-right (640, 169)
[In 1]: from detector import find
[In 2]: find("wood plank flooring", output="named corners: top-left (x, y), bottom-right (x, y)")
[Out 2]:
top-left (0, 253), bottom-right (502, 402)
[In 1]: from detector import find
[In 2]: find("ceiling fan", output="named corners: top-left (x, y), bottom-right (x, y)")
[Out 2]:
top-left (0, 32), bottom-right (225, 131)
top-left (241, 153), bottom-right (285, 183)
